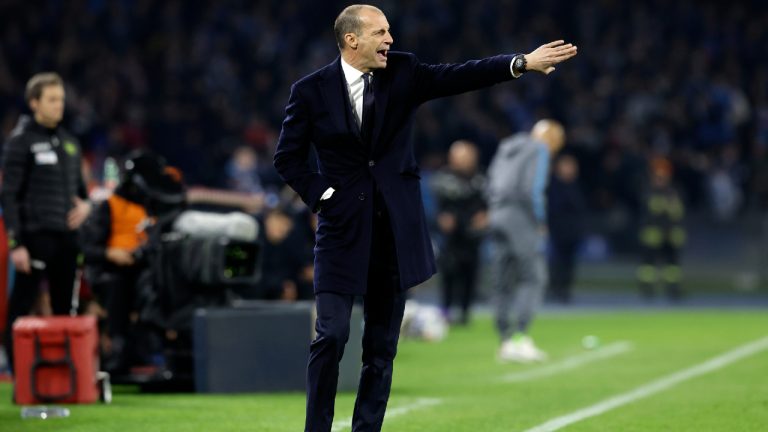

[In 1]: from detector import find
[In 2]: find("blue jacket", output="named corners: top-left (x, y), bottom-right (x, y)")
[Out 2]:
top-left (274, 51), bottom-right (515, 294)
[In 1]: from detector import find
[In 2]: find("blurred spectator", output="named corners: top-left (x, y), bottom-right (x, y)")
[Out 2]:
top-left (81, 151), bottom-right (161, 373)
top-left (430, 140), bottom-right (487, 325)
top-left (546, 154), bottom-right (587, 304)
top-left (707, 144), bottom-right (747, 222)
top-left (637, 158), bottom-right (686, 301)
top-left (255, 208), bottom-right (312, 301)
top-left (226, 145), bottom-right (265, 194)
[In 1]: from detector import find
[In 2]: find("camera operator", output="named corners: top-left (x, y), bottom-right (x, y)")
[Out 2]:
top-left (81, 152), bottom-right (160, 373)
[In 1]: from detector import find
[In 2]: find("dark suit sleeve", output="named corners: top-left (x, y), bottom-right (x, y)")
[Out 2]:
top-left (0, 135), bottom-right (29, 247)
top-left (274, 83), bottom-right (332, 212)
top-left (412, 54), bottom-right (516, 104)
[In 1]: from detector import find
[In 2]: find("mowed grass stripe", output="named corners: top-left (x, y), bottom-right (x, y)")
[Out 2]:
top-left (522, 335), bottom-right (768, 432)
top-left (331, 397), bottom-right (441, 432)
top-left (500, 341), bottom-right (634, 383)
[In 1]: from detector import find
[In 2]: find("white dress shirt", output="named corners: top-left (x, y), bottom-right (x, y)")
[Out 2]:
top-left (340, 57), bottom-right (369, 127)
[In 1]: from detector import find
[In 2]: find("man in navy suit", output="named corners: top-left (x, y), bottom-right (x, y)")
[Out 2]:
top-left (274, 4), bottom-right (577, 431)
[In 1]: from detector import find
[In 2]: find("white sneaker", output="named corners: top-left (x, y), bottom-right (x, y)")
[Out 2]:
top-left (516, 335), bottom-right (548, 362)
top-left (498, 338), bottom-right (531, 363)
top-left (498, 335), bottom-right (548, 363)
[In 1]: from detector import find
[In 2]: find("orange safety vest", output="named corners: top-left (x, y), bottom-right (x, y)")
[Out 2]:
top-left (106, 194), bottom-right (149, 251)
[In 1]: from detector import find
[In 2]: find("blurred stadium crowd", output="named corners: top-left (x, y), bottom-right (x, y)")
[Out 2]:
top-left (1, 0), bottom-right (767, 244)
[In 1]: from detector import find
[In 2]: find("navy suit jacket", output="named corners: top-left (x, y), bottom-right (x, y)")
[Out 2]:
top-left (274, 51), bottom-right (515, 295)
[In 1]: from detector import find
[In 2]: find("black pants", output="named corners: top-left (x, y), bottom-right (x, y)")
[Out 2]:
top-left (92, 266), bottom-right (141, 372)
top-left (439, 251), bottom-right (479, 324)
top-left (4, 231), bottom-right (79, 373)
top-left (548, 239), bottom-right (579, 303)
top-left (305, 193), bottom-right (406, 432)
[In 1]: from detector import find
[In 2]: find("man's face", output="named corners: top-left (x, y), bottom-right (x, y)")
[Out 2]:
top-left (449, 143), bottom-right (478, 175)
top-left (555, 156), bottom-right (578, 182)
top-left (30, 84), bottom-right (65, 126)
top-left (353, 9), bottom-right (393, 71)
top-left (265, 212), bottom-right (293, 243)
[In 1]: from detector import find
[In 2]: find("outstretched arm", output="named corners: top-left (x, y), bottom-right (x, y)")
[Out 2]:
top-left (413, 40), bottom-right (577, 103)
top-left (414, 54), bottom-right (515, 103)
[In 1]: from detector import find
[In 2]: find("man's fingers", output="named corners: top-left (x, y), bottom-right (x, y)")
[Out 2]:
top-left (543, 40), bottom-right (565, 48)
top-left (548, 45), bottom-right (577, 56)
top-left (545, 47), bottom-right (577, 64)
top-left (15, 258), bottom-right (31, 274)
top-left (552, 43), bottom-right (574, 51)
top-left (552, 51), bottom-right (577, 62)
top-left (68, 213), bottom-right (84, 229)
top-left (528, 40), bottom-right (577, 73)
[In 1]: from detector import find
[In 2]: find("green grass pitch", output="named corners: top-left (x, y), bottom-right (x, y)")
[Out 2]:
top-left (1, 310), bottom-right (766, 431)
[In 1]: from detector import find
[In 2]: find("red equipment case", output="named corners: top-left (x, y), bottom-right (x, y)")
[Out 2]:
top-left (13, 315), bottom-right (99, 404)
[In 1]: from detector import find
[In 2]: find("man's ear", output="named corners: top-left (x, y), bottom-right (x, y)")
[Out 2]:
top-left (345, 33), bottom-right (358, 50)
top-left (28, 98), bottom-right (39, 113)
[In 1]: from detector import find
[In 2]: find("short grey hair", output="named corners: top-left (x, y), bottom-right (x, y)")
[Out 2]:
top-left (333, 4), bottom-right (382, 50)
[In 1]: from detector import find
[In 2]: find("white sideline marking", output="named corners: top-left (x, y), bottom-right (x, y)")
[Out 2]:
top-left (523, 335), bottom-right (768, 432)
top-left (331, 397), bottom-right (442, 432)
top-left (501, 341), bottom-right (634, 383)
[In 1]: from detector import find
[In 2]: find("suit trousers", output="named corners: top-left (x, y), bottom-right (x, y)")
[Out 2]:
top-left (305, 191), bottom-right (406, 432)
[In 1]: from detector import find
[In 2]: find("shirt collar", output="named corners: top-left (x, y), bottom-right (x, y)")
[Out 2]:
top-left (340, 57), bottom-right (367, 86)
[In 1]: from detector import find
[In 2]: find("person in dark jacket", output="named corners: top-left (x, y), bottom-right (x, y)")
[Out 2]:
top-left (430, 140), bottom-right (487, 324)
top-left (546, 154), bottom-right (587, 304)
top-left (80, 152), bottom-right (163, 373)
top-left (1, 73), bottom-right (91, 372)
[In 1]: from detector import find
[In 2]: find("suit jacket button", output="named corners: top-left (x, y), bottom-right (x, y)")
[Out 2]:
top-left (368, 160), bottom-right (375, 167)
top-left (358, 193), bottom-right (366, 201)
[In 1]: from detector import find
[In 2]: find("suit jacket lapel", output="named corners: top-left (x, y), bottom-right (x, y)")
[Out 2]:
top-left (320, 57), bottom-right (361, 141)
top-left (371, 70), bottom-right (390, 154)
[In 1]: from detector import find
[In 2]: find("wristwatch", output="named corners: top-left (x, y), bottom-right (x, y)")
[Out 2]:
top-left (513, 54), bottom-right (527, 75)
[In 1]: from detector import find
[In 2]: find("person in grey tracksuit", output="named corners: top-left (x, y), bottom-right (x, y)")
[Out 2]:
top-left (487, 120), bottom-right (564, 354)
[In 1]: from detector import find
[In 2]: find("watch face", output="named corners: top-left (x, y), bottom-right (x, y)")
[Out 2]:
top-left (515, 58), bottom-right (524, 69)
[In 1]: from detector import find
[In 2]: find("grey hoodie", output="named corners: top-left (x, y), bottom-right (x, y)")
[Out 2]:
top-left (487, 133), bottom-right (550, 223)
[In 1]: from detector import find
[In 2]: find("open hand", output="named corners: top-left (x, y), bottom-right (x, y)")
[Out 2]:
top-left (525, 40), bottom-right (578, 75)
top-left (68, 196), bottom-right (92, 229)
top-left (11, 246), bottom-right (31, 274)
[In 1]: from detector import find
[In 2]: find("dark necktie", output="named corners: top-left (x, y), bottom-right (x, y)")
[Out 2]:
top-left (361, 73), bottom-right (375, 144)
